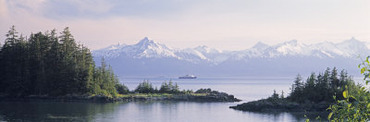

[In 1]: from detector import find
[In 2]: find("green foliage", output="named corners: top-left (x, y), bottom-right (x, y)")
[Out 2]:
top-left (159, 80), bottom-right (180, 94)
top-left (195, 88), bottom-right (212, 93)
top-left (280, 90), bottom-right (285, 99)
top-left (182, 89), bottom-right (194, 94)
top-left (131, 80), bottom-right (195, 94)
top-left (328, 57), bottom-right (370, 121)
top-left (265, 90), bottom-right (287, 103)
top-left (116, 83), bottom-right (129, 94)
top-left (135, 80), bottom-right (155, 93)
top-left (271, 90), bottom-right (279, 99)
top-left (0, 26), bottom-right (126, 97)
top-left (194, 88), bottom-right (224, 95)
top-left (91, 60), bottom-right (122, 97)
top-left (288, 67), bottom-right (358, 104)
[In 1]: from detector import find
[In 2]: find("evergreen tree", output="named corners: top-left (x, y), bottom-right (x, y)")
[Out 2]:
top-left (135, 80), bottom-right (155, 93)
top-left (159, 80), bottom-right (180, 94)
top-left (288, 67), bottom-right (357, 104)
top-left (280, 90), bottom-right (284, 99)
top-left (290, 74), bottom-right (303, 102)
top-left (271, 90), bottom-right (279, 99)
top-left (116, 83), bottom-right (129, 94)
top-left (0, 26), bottom-right (126, 97)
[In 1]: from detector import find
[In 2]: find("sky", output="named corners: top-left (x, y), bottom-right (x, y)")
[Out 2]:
top-left (1, 0), bottom-right (369, 50)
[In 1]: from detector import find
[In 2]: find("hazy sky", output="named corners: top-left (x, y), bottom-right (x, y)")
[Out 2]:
top-left (1, 0), bottom-right (369, 50)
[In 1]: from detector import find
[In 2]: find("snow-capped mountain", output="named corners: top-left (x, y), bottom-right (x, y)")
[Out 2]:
top-left (94, 37), bottom-right (178, 59)
top-left (93, 37), bottom-right (369, 77)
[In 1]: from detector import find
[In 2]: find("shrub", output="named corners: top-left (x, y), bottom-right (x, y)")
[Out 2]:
top-left (328, 57), bottom-right (370, 121)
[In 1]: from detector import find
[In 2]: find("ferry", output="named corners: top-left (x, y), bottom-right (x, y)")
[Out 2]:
top-left (178, 74), bottom-right (197, 79)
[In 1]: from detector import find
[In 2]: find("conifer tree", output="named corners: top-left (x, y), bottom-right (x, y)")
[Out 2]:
top-left (0, 26), bottom-right (127, 97)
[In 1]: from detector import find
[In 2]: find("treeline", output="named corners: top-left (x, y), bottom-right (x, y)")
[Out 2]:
top-left (133, 80), bottom-right (191, 94)
top-left (287, 67), bottom-right (359, 103)
top-left (230, 67), bottom-right (361, 113)
top-left (128, 80), bottom-right (214, 94)
top-left (0, 26), bottom-right (124, 97)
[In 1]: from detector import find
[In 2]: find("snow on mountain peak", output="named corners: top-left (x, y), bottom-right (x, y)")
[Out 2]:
top-left (340, 37), bottom-right (363, 46)
top-left (273, 40), bottom-right (308, 56)
top-left (136, 37), bottom-right (158, 48)
top-left (128, 37), bottom-right (178, 58)
top-left (105, 43), bottom-right (126, 50)
top-left (252, 41), bottom-right (269, 49)
top-left (194, 45), bottom-right (221, 54)
top-left (284, 40), bottom-right (298, 45)
top-left (93, 37), bottom-right (369, 64)
top-left (336, 37), bottom-right (368, 57)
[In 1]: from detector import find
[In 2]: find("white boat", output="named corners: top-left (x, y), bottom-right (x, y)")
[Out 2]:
top-left (178, 74), bottom-right (197, 79)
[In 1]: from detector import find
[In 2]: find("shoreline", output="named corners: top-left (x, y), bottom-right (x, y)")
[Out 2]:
top-left (0, 92), bottom-right (241, 103)
top-left (229, 97), bottom-right (330, 113)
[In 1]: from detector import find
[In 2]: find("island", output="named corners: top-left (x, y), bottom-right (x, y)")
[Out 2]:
top-left (230, 68), bottom-right (360, 113)
top-left (0, 85), bottom-right (241, 103)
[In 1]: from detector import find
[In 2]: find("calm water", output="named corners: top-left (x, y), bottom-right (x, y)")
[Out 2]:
top-left (0, 77), bottom-right (328, 122)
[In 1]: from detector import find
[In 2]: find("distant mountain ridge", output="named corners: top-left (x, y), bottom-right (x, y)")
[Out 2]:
top-left (93, 37), bottom-right (368, 78)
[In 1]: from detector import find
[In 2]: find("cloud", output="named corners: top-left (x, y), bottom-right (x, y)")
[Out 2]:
top-left (0, 0), bottom-right (8, 17)
top-left (1, 0), bottom-right (370, 50)
top-left (5, 0), bottom-right (46, 16)
top-left (41, 0), bottom-right (113, 20)
top-left (34, 0), bottom-right (199, 20)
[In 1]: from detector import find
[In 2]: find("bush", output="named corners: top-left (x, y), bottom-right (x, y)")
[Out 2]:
top-left (328, 57), bottom-right (370, 121)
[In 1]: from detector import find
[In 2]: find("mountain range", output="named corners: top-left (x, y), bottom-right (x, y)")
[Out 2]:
top-left (93, 37), bottom-right (368, 78)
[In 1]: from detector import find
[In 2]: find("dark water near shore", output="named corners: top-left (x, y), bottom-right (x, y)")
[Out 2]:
top-left (0, 77), bottom-right (331, 122)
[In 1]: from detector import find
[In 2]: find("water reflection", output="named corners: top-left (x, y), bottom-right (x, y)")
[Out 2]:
top-left (241, 110), bottom-right (328, 122)
top-left (0, 101), bottom-right (325, 122)
top-left (0, 101), bottom-right (120, 121)
top-left (0, 78), bottom-right (328, 122)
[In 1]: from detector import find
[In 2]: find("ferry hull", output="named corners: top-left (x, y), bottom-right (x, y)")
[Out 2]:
top-left (178, 76), bottom-right (197, 79)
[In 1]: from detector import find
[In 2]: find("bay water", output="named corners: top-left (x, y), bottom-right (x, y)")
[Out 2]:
top-left (0, 77), bottom-right (326, 122)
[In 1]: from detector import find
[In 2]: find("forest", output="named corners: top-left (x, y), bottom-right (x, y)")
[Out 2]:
top-left (231, 67), bottom-right (360, 111)
top-left (0, 26), bottom-right (123, 97)
top-left (288, 67), bottom-right (359, 104)
top-left (231, 67), bottom-right (370, 121)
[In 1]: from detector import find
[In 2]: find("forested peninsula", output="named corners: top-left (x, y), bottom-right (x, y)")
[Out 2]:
top-left (230, 68), bottom-right (359, 112)
top-left (0, 26), bottom-right (239, 102)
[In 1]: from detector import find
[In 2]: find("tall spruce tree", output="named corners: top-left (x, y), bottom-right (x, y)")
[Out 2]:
top-left (0, 26), bottom-right (127, 97)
